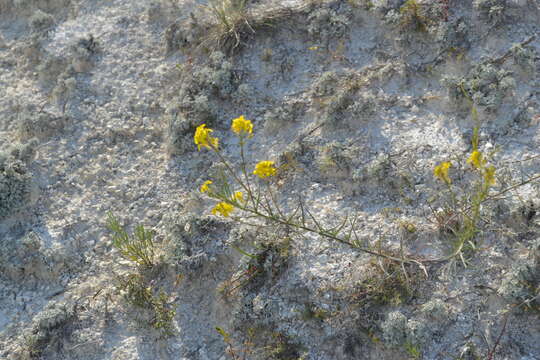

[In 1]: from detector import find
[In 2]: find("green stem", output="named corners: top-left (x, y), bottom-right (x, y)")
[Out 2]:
top-left (238, 138), bottom-right (257, 209)
top-left (219, 197), bottom-right (421, 266)
top-left (211, 145), bottom-right (250, 196)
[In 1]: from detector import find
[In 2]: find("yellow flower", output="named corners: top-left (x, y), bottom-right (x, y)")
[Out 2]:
top-left (483, 166), bottom-right (496, 186)
top-left (200, 180), bottom-right (212, 193)
top-left (233, 191), bottom-right (244, 203)
top-left (211, 202), bottom-right (234, 217)
top-left (467, 150), bottom-right (485, 169)
top-left (253, 161), bottom-right (276, 178)
top-left (194, 124), bottom-right (219, 151)
top-left (434, 161), bottom-right (452, 184)
top-left (231, 115), bottom-right (253, 136)
top-left (308, 46), bottom-right (319, 51)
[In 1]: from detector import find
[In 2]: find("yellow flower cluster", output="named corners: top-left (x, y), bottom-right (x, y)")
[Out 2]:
top-left (196, 116), bottom-right (278, 218)
top-left (231, 115), bottom-right (253, 136)
top-left (200, 180), bottom-right (212, 193)
top-left (209, 192), bottom-right (244, 218)
top-left (233, 191), bottom-right (244, 203)
top-left (253, 161), bottom-right (277, 178)
top-left (212, 202), bottom-right (234, 217)
top-left (434, 150), bottom-right (496, 187)
top-left (434, 161), bottom-right (452, 184)
top-left (467, 150), bottom-right (496, 187)
top-left (194, 116), bottom-right (255, 152)
top-left (194, 124), bottom-right (218, 151)
top-left (466, 150), bottom-right (485, 169)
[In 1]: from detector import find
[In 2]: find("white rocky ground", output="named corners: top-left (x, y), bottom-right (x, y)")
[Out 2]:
top-left (0, 0), bottom-right (539, 359)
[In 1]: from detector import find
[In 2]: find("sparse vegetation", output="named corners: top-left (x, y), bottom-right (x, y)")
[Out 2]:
top-left (22, 302), bottom-right (77, 359)
top-left (106, 214), bottom-right (177, 335)
top-left (166, 51), bottom-right (237, 155)
top-left (205, 0), bottom-right (252, 52)
top-left (443, 62), bottom-right (515, 112)
top-left (216, 324), bottom-right (305, 360)
top-left (219, 235), bottom-right (291, 299)
top-left (404, 341), bottom-right (421, 359)
top-left (307, 5), bottom-right (349, 46)
top-left (200, 0), bottom-right (305, 54)
top-left (107, 212), bottom-right (157, 269)
top-left (116, 273), bottom-right (177, 335)
top-left (429, 104), bottom-right (540, 268)
top-left (350, 257), bottom-right (419, 307)
top-left (2, 0), bottom-right (540, 358)
top-left (474, 0), bottom-right (508, 25)
top-left (498, 248), bottom-right (540, 312)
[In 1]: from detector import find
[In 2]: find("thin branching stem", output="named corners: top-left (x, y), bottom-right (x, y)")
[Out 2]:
top-left (211, 145), bottom-right (251, 195)
top-left (212, 195), bottom-right (422, 266)
top-left (266, 182), bottom-right (285, 219)
top-left (239, 138), bottom-right (257, 209)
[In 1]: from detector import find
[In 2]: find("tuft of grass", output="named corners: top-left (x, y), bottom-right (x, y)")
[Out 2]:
top-left (202, 1), bottom-right (307, 54)
top-left (107, 212), bottom-right (156, 268)
top-left (204, 0), bottom-right (253, 53)
top-left (116, 273), bottom-right (176, 335)
top-left (350, 257), bottom-right (419, 307)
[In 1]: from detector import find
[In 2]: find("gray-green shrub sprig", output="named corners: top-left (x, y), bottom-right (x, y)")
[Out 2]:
top-left (106, 212), bottom-right (156, 268)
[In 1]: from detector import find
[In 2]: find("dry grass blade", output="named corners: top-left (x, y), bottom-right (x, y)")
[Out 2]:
top-left (203, 0), bottom-right (253, 53)
top-left (201, 1), bottom-right (310, 54)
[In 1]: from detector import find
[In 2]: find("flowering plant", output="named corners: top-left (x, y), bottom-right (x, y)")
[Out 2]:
top-left (193, 116), bottom-right (425, 270)
top-left (193, 114), bottom-right (540, 278)
top-left (432, 127), bottom-right (499, 265)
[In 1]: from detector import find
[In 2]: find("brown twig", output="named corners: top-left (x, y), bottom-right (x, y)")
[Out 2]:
top-left (486, 310), bottom-right (510, 360)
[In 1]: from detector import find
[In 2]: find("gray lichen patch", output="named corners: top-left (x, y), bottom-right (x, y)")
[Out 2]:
top-left (498, 254), bottom-right (539, 308)
top-left (0, 142), bottom-right (37, 220)
top-left (381, 310), bottom-right (408, 346)
top-left (70, 35), bottom-right (98, 73)
top-left (17, 108), bottom-right (68, 140)
top-left (164, 212), bottom-right (232, 273)
top-left (29, 9), bottom-right (55, 33)
top-left (20, 301), bottom-right (77, 359)
top-left (0, 0), bottom-right (71, 18)
top-left (510, 42), bottom-right (537, 72)
top-left (309, 71), bottom-right (379, 131)
top-left (0, 228), bottom-right (81, 286)
top-left (263, 99), bottom-right (306, 134)
top-left (442, 61), bottom-right (515, 113)
top-left (473, 0), bottom-right (512, 25)
top-left (307, 6), bottom-right (350, 45)
top-left (381, 310), bottom-right (434, 352)
top-left (384, 0), bottom-right (447, 34)
top-left (36, 55), bottom-right (69, 89)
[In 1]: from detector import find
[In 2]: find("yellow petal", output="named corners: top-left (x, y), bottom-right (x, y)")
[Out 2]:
top-left (253, 161), bottom-right (276, 178)
top-left (467, 151), bottom-right (484, 169)
top-left (231, 115), bottom-right (253, 136)
top-left (200, 180), bottom-right (212, 193)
